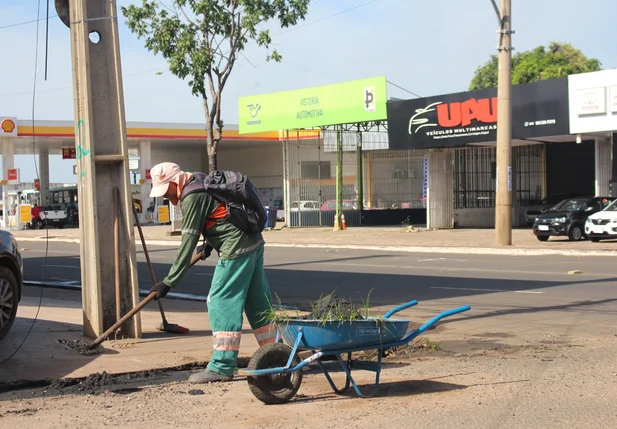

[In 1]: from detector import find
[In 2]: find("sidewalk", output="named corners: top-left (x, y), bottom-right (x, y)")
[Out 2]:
top-left (10, 224), bottom-right (617, 256)
top-left (1, 286), bottom-right (470, 383)
top-left (0, 287), bottom-right (256, 383)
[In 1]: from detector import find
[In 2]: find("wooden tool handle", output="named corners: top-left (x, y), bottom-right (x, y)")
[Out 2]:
top-left (91, 291), bottom-right (158, 348)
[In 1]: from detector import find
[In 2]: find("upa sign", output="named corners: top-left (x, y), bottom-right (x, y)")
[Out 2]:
top-left (238, 76), bottom-right (387, 134)
top-left (388, 78), bottom-right (569, 150)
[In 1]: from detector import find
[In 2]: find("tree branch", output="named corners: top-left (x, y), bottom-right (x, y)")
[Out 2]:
top-left (176, 4), bottom-right (195, 26)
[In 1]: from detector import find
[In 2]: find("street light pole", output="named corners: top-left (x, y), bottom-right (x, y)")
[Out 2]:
top-left (494, 0), bottom-right (513, 246)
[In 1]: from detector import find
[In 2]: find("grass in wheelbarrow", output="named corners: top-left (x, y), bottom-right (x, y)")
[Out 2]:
top-left (260, 289), bottom-right (382, 326)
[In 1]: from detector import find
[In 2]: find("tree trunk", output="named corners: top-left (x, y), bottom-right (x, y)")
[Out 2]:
top-left (208, 147), bottom-right (217, 173)
top-left (204, 102), bottom-right (218, 173)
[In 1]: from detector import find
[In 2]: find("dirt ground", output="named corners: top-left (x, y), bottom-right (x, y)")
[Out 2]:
top-left (2, 337), bottom-right (616, 429)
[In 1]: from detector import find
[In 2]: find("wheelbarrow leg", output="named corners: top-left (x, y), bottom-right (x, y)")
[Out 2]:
top-left (336, 349), bottom-right (382, 398)
top-left (315, 352), bottom-right (352, 394)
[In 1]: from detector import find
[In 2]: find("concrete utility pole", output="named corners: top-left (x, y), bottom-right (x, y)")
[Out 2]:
top-left (493, 0), bottom-right (513, 246)
top-left (60, 0), bottom-right (141, 338)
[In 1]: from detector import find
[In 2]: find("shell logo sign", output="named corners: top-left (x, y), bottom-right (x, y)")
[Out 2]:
top-left (1, 118), bottom-right (18, 136)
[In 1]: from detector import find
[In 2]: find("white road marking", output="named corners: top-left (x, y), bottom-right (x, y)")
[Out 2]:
top-left (45, 264), bottom-right (81, 269)
top-left (431, 286), bottom-right (543, 294)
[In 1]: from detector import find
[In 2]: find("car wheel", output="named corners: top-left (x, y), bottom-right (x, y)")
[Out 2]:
top-left (568, 224), bottom-right (584, 241)
top-left (537, 235), bottom-right (549, 242)
top-left (0, 266), bottom-right (19, 341)
top-left (590, 238), bottom-right (601, 243)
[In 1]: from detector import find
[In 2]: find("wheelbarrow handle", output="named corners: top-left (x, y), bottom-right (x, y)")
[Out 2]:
top-left (416, 305), bottom-right (471, 335)
top-left (383, 300), bottom-right (418, 319)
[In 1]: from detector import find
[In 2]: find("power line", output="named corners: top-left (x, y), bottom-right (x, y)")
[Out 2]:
top-left (0, 68), bottom-right (165, 98)
top-left (386, 80), bottom-right (422, 98)
top-left (0, 15), bottom-right (57, 30)
top-left (281, 0), bottom-right (379, 34)
top-left (0, 0), bottom-right (382, 96)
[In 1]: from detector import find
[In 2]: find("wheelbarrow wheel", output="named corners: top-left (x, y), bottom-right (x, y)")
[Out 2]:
top-left (246, 342), bottom-right (302, 405)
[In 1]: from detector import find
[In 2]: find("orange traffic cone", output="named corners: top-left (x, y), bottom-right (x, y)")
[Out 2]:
top-left (341, 213), bottom-right (347, 230)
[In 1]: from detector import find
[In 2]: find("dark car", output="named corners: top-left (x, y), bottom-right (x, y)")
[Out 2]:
top-left (0, 229), bottom-right (23, 341)
top-left (532, 196), bottom-right (616, 241)
top-left (524, 194), bottom-right (571, 225)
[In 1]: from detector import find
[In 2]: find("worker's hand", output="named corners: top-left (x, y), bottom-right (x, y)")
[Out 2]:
top-left (196, 243), bottom-right (213, 260)
top-left (150, 282), bottom-right (170, 300)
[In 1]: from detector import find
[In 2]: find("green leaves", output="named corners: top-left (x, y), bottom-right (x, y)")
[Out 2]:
top-left (469, 42), bottom-right (602, 90)
top-left (122, 0), bottom-right (311, 170)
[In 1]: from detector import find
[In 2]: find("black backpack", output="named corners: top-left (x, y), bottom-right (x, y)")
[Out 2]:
top-left (180, 170), bottom-right (267, 234)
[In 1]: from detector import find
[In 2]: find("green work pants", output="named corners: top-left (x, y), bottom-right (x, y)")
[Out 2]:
top-left (206, 246), bottom-right (275, 377)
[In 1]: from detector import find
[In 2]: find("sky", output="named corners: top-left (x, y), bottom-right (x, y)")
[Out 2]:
top-left (0, 0), bottom-right (616, 183)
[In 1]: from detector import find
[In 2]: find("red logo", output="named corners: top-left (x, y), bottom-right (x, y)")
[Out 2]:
top-left (8, 169), bottom-right (18, 181)
top-left (62, 147), bottom-right (76, 159)
top-left (145, 169), bottom-right (152, 180)
top-left (1, 119), bottom-right (16, 134)
top-left (34, 179), bottom-right (40, 190)
top-left (437, 97), bottom-right (498, 128)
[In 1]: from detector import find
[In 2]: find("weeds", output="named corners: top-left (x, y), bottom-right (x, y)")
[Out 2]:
top-left (414, 337), bottom-right (441, 351)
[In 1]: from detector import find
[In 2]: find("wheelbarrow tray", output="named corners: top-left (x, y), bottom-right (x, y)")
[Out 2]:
top-left (277, 317), bottom-right (410, 351)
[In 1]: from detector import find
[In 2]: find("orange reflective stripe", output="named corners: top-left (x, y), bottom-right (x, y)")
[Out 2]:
top-left (212, 331), bottom-right (241, 352)
top-left (254, 324), bottom-right (277, 346)
top-left (205, 203), bottom-right (227, 230)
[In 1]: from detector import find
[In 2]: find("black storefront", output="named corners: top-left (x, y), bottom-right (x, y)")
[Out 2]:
top-left (387, 78), bottom-right (570, 150)
top-left (386, 78), bottom-right (596, 209)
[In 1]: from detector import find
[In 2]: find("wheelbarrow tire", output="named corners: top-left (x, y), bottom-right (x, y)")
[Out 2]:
top-left (247, 342), bottom-right (303, 405)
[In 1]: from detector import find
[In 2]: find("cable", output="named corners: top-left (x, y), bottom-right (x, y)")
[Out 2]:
top-left (386, 80), bottom-right (422, 98)
top-left (0, 0), bottom-right (381, 90)
top-left (0, 68), bottom-right (165, 98)
top-left (0, 0), bottom-right (49, 366)
top-left (44, 0), bottom-right (50, 81)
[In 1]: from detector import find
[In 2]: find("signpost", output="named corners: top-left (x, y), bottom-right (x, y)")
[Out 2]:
top-left (239, 76), bottom-right (388, 230)
top-left (238, 76), bottom-right (387, 134)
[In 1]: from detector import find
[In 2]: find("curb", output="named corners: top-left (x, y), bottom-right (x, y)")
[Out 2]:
top-left (14, 236), bottom-right (617, 257)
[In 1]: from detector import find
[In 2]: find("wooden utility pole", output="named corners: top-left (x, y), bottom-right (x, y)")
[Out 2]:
top-left (494, 0), bottom-right (513, 246)
top-left (59, 0), bottom-right (141, 338)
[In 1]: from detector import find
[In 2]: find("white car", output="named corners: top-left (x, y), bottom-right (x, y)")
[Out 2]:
top-left (585, 201), bottom-right (617, 242)
top-left (290, 201), bottom-right (320, 212)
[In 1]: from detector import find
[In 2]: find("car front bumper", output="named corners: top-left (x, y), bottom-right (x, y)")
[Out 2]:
top-left (533, 222), bottom-right (569, 236)
top-left (585, 223), bottom-right (617, 239)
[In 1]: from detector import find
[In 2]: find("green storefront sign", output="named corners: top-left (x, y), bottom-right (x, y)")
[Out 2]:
top-left (238, 76), bottom-right (387, 134)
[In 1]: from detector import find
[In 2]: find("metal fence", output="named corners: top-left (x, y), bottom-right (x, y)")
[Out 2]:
top-left (365, 150), bottom-right (426, 209)
top-left (454, 145), bottom-right (545, 209)
top-left (285, 128), bottom-right (425, 227)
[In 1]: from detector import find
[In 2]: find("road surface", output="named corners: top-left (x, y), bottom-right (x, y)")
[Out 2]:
top-left (19, 240), bottom-right (617, 314)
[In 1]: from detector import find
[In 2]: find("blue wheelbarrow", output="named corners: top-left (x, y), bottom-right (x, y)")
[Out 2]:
top-left (238, 300), bottom-right (470, 404)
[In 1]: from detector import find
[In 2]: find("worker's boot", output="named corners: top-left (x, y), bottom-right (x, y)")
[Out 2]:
top-left (188, 369), bottom-right (233, 384)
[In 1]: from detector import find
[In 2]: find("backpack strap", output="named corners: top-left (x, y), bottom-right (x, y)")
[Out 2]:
top-left (179, 172), bottom-right (230, 230)
top-left (179, 172), bottom-right (208, 203)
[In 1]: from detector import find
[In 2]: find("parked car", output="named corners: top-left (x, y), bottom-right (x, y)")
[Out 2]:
top-left (533, 196), bottom-right (616, 241)
top-left (524, 194), bottom-right (571, 225)
top-left (320, 200), bottom-right (358, 211)
top-left (585, 199), bottom-right (617, 242)
top-left (290, 201), bottom-right (321, 212)
top-left (0, 229), bottom-right (23, 341)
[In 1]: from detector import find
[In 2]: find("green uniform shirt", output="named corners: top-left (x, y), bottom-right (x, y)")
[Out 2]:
top-left (162, 183), bottom-right (265, 288)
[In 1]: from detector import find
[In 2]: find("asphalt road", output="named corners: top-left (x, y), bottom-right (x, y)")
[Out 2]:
top-left (18, 240), bottom-right (617, 311)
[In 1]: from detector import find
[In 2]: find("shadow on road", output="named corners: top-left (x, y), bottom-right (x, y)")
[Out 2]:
top-left (22, 255), bottom-right (617, 310)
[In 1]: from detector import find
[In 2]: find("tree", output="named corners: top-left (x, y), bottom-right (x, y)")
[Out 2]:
top-left (469, 42), bottom-right (602, 90)
top-left (122, 0), bottom-right (311, 172)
